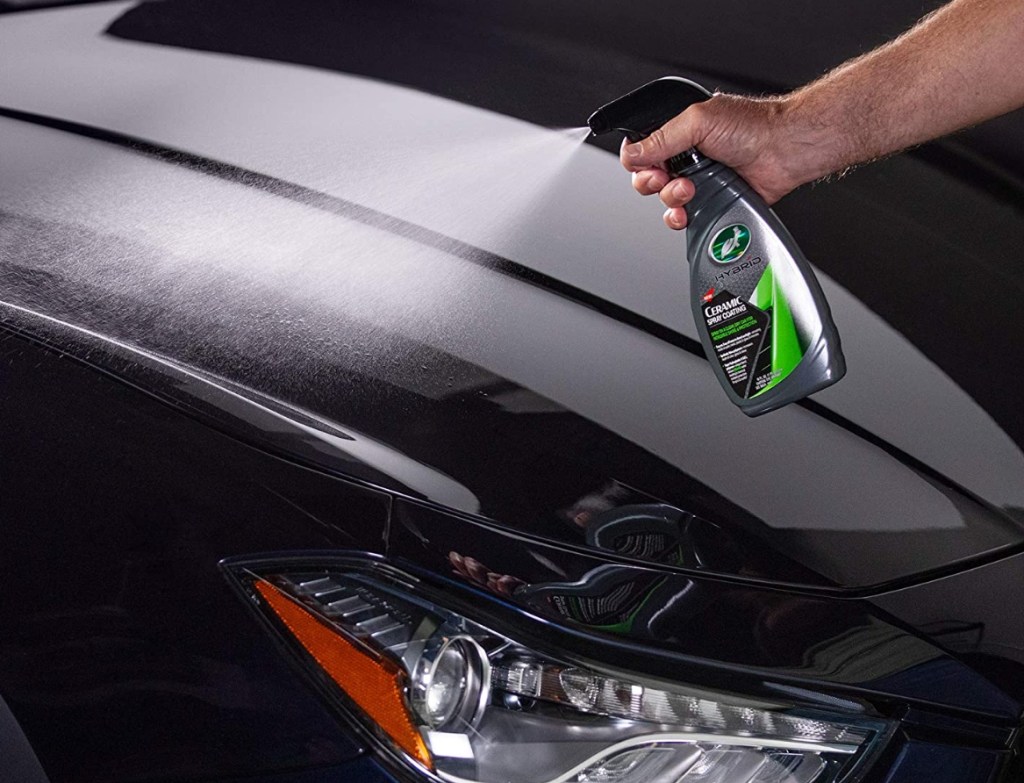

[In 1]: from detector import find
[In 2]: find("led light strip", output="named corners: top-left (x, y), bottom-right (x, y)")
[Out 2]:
top-left (436, 733), bottom-right (837, 783)
top-left (492, 660), bottom-right (868, 751)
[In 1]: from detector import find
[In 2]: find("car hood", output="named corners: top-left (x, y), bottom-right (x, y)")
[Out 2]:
top-left (1, 2), bottom-right (1023, 592)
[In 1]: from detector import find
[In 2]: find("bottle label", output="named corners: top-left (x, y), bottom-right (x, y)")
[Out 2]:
top-left (701, 289), bottom-right (772, 397)
top-left (697, 222), bottom-right (806, 399)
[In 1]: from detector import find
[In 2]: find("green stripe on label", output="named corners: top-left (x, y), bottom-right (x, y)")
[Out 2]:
top-left (752, 265), bottom-right (803, 396)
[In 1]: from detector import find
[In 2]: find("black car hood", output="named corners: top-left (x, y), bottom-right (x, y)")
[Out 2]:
top-left (1, 2), bottom-right (1023, 592)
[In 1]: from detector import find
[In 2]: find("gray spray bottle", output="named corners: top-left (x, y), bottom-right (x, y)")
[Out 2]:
top-left (589, 77), bottom-right (845, 416)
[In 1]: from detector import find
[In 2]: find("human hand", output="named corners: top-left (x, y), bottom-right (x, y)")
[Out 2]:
top-left (621, 93), bottom-right (809, 230)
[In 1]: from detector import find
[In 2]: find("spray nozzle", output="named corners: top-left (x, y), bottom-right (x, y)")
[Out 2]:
top-left (587, 77), bottom-right (711, 141)
top-left (588, 77), bottom-right (712, 173)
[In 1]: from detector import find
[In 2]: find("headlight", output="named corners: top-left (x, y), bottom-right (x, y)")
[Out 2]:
top-left (224, 556), bottom-right (891, 783)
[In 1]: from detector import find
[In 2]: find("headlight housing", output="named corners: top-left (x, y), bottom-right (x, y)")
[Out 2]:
top-left (224, 555), bottom-right (892, 783)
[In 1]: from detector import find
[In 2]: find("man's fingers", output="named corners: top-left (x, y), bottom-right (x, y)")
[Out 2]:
top-left (621, 106), bottom-right (704, 170)
top-left (631, 168), bottom-right (670, 195)
top-left (627, 165), bottom-right (693, 231)
top-left (617, 110), bottom-right (700, 232)
top-left (658, 178), bottom-right (694, 208)
top-left (663, 207), bottom-right (688, 230)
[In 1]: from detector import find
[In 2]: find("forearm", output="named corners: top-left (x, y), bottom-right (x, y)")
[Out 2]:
top-left (622, 0), bottom-right (1024, 226)
top-left (778, 0), bottom-right (1024, 186)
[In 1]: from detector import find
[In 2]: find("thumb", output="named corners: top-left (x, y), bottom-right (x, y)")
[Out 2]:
top-left (620, 105), bottom-right (706, 171)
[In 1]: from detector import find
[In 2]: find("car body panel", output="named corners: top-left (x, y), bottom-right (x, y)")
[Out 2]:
top-left (0, 330), bottom-right (372, 782)
top-left (1, 4), bottom-right (1023, 510)
top-left (871, 551), bottom-right (1024, 706)
top-left (1, 2), bottom-right (1023, 782)
top-left (388, 498), bottom-right (1023, 719)
top-left (1, 112), bottom-right (1022, 592)
top-left (0, 327), bottom-right (1019, 783)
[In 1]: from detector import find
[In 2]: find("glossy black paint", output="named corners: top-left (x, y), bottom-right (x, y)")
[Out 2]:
top-left (104, 0), bottom-right (1024, 177)
top-left (3, 307), bottom-right (1020, 781)
top-left (1, 1), bottom-right (1023, 782)
top-left (871, 552), bottom-right (1024, 707)
top-left (0, 122), bottom-right (1021, 593)
top-left (103, 0), bottom-right (1024, 453)
top-left (388, 500), bottom-right (1021, 721)
top-left (4, 0), bottom-right (1023, 593)
top-left (877, 742), bottom-right (1009, 783)
top-left (0, 0), bottom-right (105, 12)
top-left (0, 331), bottom-right (373, 782)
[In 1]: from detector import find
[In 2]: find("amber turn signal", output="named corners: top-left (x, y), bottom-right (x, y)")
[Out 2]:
top-left (254, 580), bottom-right (432, 769)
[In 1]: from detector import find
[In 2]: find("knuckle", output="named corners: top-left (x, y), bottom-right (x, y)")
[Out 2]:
top-left (660, 180), bottom-right (685, 207)
top-left (646, 127), bottom-right (668, 156)
top-left (688, 101), bottom-right (710, 125)
top-left (667, 103), bottom-right (708, 148)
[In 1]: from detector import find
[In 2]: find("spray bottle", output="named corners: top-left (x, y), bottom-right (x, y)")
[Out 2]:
top-left (588, 77), bottom-right (845, 416)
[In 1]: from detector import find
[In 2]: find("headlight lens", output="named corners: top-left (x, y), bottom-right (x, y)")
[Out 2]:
top-left (412, 634), bottom-right (490, 730)
top-left (226, 558), bottom-right (891, 783)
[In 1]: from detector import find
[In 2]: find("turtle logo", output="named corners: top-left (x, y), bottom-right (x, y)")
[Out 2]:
top-left (709, 224), bottom-right (751, 264)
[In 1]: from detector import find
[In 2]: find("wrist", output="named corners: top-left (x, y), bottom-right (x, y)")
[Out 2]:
top-left (772, 90), bottom-right (848, 189)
